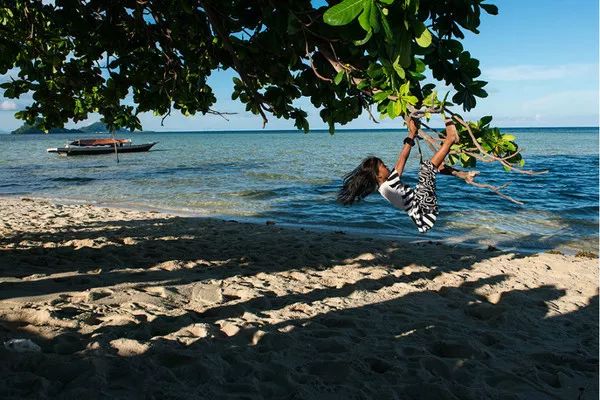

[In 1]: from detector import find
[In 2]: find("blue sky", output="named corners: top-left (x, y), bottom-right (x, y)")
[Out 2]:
top-left (1, 0), bottom-right (598, 131)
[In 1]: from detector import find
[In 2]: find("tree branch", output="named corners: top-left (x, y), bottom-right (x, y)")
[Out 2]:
top-left (444, 108), bottom-right (548, 175)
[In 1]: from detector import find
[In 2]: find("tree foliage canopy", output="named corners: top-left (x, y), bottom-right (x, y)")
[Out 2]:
top-left (1, 0), bottom-right (535, 186)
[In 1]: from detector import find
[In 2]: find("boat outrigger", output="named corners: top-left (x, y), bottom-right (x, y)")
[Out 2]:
top-left (47, 138), bottom-right (157, 156)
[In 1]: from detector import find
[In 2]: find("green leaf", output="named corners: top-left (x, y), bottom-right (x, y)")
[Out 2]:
top-left (372, 91), bottom-right (391, 101)
top-left (380, 14), bottom-right (394, 42)
top-left (403, 95), bottom-right (418, 105)
top-left (392, 58), bottom-right (405, 79)
top-left (396, 30), bottom-right (411, 67)
top-left (422, 90), bottom-right (437, 107)
top-left (413, 58), bottom-right (426, 73)
top-left (323, 0), bottom-right (365, 26)
top-left (378, 0), bottom-right (394, 4)
top-left (480, 3), bottom-right (499, 15)
top-left (414, 21), bottom-right (432, 48)
top-left (358, 0), bottom-right (379, 33)
top-left (358, 0), bottom-right (372, 31)
top-left (368, 1), bottom-right (380, 32)
top-left (387, 100), bottom-right (397, 118)
top-left (502, 134), bottom-right (515, 141)
top-left (393, 99), bottom-right (402, 117)
top-left (354, 29), bottom-right (373, 45)
top-left (399, 81), bottom-right (410, 95)
top-left (334, 70), bottom-right (345, 85)
top-left (480, 115), bottom-right (492, 126)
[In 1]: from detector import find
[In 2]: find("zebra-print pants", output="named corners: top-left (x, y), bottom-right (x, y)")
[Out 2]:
top-left (403, 161), bottom-right (439, 233)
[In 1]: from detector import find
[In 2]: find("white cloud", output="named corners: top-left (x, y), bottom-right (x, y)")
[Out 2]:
top-left (0, 100), bottom-right (17, 111)
top-left (521, 89), bottom-right (599, 114)
top-left (484, 64), bottom-right (598, 81)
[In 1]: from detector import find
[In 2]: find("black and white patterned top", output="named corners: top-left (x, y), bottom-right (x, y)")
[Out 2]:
top-left (378, 161), bottom-right (439, 233)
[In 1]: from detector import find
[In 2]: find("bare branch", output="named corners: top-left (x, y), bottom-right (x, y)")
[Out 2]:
top-left (160, 106), bottom-right (172, 126)
top-left (451, 170), bottom-right (524, 205)
top-left (206, 109), bottom-right (237, 121)
top-left (467, 181), bottom-right (524, 205)
top-left (416, 129), bottom-right (441, 152)
top-left (305, 38), bottom-right (332, 82)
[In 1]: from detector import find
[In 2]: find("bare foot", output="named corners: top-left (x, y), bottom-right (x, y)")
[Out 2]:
top-left (454, 170), bottom-right (479, 183)
top-left (444, 121), bottom-right (460, 144)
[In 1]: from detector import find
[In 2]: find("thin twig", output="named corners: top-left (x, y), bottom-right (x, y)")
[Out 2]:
top-left (206, 109), bottom-right (237, 121)
top-left (305, 37), bottom-right (331, 82)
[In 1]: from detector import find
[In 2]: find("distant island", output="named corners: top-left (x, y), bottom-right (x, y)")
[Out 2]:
top-left (11, 119), bottom-right (130, 135)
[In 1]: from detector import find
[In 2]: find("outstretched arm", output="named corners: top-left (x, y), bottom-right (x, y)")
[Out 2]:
top-left (393, 117), bottom-right (419, 177)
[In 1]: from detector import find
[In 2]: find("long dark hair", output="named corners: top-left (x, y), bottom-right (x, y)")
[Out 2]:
top-left (337, 156), bottom-right (382, 205)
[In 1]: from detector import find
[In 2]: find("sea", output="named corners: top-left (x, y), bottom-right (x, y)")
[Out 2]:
top-left (0, 127), bottom-right (598, 254)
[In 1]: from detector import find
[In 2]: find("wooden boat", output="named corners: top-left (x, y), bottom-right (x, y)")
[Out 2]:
top-left (47, 138), bottom-right (157, 156)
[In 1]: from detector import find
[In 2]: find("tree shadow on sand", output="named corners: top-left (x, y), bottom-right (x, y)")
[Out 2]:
top-left (0, 213), bottom-right (516, 300)
top-left (0, 214), bottom-right (597, 399)
top-left (0, 267), bottom-right (597, 398)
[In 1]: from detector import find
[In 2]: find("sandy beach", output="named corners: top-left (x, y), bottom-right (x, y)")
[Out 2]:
top-left (0, 197), bottom-right (597, 399)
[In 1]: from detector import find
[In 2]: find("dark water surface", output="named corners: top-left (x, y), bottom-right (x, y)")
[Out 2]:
top-left (0, 128), bottom-right (597, 254)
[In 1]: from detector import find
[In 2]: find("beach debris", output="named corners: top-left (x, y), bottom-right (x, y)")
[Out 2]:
top-left (575, 251), bottom-right (598, 259)
top-left (4, 338), bottom-right (41, 353)
top-left (486, 245), bottom-right (499, 252)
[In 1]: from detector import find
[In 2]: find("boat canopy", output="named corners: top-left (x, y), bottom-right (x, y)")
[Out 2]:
top-left (69, 138), bottom-right (131, 146)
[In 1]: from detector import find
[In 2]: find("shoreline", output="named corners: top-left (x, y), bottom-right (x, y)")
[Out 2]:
top-left (4, 126), bottom-right (600, 135)
top-left (1, 194), bottom-right (595, 257)
top-left (0, 196), bottom-right (598, 398)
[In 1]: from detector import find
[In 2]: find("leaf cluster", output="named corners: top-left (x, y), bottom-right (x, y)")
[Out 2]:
top-left (0, 0), bottom-right (518, 169)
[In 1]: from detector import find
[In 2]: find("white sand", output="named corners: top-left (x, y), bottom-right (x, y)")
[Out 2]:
top-left (0, 197), bottom-right (597, 399)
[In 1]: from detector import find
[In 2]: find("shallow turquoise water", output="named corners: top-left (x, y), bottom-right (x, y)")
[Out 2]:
top-left (0, 128), bottom-right (597, 253)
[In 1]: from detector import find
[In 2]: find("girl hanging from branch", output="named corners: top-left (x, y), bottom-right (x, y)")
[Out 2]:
top-left (337, 116), bottom-right (477, 233)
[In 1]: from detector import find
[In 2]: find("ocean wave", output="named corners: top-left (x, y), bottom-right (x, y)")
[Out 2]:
top-left (50, 177), bottom-right (97, 183)
top-left (229, 189), bottom-right (280, 200)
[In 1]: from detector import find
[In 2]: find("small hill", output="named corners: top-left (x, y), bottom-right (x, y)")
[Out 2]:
top-left (79, 122), bottom-right (129, 133)
top-left (11, 119), bottom-right (82, 134)
top-left (11, 120), bottom-right (130, 134)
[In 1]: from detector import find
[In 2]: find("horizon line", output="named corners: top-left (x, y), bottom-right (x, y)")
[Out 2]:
top-left (2, 126), bottom-right (599, 134)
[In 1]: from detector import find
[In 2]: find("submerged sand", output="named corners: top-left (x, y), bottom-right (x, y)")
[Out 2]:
top-left (0, 197), bottom-right (597, 399)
